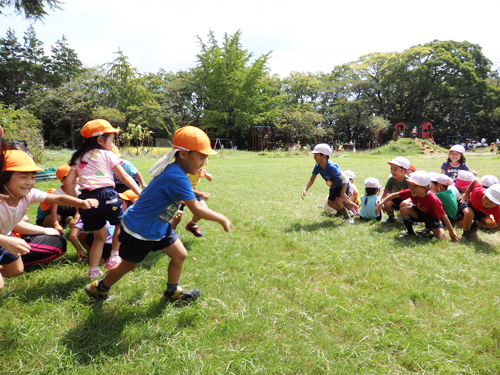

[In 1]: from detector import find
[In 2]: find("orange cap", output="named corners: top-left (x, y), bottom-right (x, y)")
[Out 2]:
top-left (81, 119), bottom-right (119, 138)
top-left (173, 126), bottom-right (217, 156)
top-left (55, 164), bottom-right (71, 181)
top-left (111, 146), bottom-right (121, 157)
top-left (119, 189), bottom-right (139, 202)
top-left (4, 150), bottom-right (44, 172)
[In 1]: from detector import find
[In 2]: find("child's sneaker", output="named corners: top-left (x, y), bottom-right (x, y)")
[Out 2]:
top-left (87, 268), bottom-right (104, 279)
top-left (164, 286), bottom-right (201, 304)
top-left (84, 280), bottom-right (109, 301)
top-left (399, 231), bottom-right (415, 238)
top-left (383, 216), bottom-right (397, 223)
top-left (185, 221), bottom-right (203, 237)
top-left (345, 218), bottom-right (355, 225)
top-left (105, 254), bottom-right (121, 269)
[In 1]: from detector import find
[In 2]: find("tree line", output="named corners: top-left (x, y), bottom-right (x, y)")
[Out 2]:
top-left (1, 27), bottom-right (499, 157)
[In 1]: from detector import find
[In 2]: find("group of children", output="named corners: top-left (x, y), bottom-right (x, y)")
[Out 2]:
top-left (303, 143), bottom-right (500, 242)
top-left (0, 121), bottom-right (232, 303)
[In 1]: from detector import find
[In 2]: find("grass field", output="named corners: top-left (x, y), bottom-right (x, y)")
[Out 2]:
top-left (1, 146), bottom-right (500, 374)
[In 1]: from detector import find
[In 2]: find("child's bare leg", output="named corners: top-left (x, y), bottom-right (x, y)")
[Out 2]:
top-left (162, 239), bottom-right (188, 285)
top-left (0, 257), bottom-right (23, 277)
top-left (102, 259), bottom-right (138, 287)
top-left (461, 207), bottom-right (474, 231)
top-left (432, 227), bottom-right (446, 240)
top-left (400, 206), bottom-right (418, 235)
top-left (88, 227), bottom-right (107, 268)
top-left (384, 200), bottom-right (395, 216)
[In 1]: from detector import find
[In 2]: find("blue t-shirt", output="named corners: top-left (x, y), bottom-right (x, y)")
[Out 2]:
top-left (440, 161), bottom-right (470, 181)
top-left (312, 160), bottom-right (343, 188)
top-left (122, 163), bottom-right (195, 240)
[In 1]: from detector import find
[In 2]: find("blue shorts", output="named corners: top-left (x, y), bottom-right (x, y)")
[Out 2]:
top-left (118, 225), bottom-right (179, 263)
top-left (328, 184), bottom-right (351, 201)
top-left (413, 207), bottom-right (443, 229)
top-left (0, 248), bottom-right (19, 265)
top-left (79, 187), bottom-right (123, 231)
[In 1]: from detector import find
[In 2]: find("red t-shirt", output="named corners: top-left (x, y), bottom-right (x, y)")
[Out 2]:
top-left (399, 189), bottom-right (445, 220)
top-left (469, 184), bottom-right (500, 222)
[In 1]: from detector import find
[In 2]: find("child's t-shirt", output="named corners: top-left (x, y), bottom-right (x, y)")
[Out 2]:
top-left (72, 149), bottom-right (122, 190)
top-left (435, 189), bottom-right (458, 221)
top-left (359, 194), bottom-right (378, 219)
top-left (440, 161), bottom-right (470, 181)
top-left (469, 184), bottom-right (500, 222)
top-left (399, 189), bottom-right (445, 221)
top-left (122, 163), bottom-right (195, 241)
top-left (0, 188), bottom-right (47, 235)
top-left (312, 161), bottom-right (343, 188)
top-left (384, 175), bottom-right (408, 193)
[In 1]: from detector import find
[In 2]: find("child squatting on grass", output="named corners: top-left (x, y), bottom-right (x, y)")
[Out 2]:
top-left (84, 126), bottom-right (233, 303)
top-left (376, 157), bottom-right (410, 223)
top-left (375, 170), bottom-right (459, 241)
top-left (0, 148), bottom-right (99, 293)
top-left (302, 143), bottom-right (354, 225)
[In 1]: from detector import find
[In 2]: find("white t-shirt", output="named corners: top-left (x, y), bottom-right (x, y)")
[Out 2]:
top-left (0, 188), bottom-right (47, 235)
top-left (71, 149), bottom-right (122, 190)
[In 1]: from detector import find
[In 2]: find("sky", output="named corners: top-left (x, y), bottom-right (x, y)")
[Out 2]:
top-left (1, 0), bottom-right (499, 77)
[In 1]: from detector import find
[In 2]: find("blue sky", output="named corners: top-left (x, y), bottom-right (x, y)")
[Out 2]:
top-left (1, 0), bottom-right (499, 77)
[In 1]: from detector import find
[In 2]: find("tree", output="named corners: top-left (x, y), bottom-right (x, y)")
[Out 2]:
top-left (48, 35), bottom-right (83, 87)
top-left (0, 0), bottom-right (62, 20)
top-left (0, 28), bottom-right (24, 107)
top-left (192, 30), bottom-right (272, 145)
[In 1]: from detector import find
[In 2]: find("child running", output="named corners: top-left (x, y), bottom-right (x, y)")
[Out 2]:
top-left (84, 126), bottom-right (232, 303)
top-left (0, 149), bottom-right (98, 292)
top-left (376, 170), bottom-right (459, 241)
top-left (440, 144), bottom-right (477, 181)
top-left (301, 143), bottom-right (354, 225)
top-left (67, 119), bottom-right (142, 279)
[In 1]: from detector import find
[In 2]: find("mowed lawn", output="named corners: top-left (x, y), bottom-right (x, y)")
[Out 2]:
top-left (1, 148), bottom-right (500, 374)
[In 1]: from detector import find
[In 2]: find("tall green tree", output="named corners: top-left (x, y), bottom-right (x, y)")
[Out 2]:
top-left (192, 30), bottom-right (272, 145)
top-left (0, 0), bottom-right (62, 20)
top-left (0, 28), bottom-right (24, 107)
top-left (48, 35), bottom-right (83, 87)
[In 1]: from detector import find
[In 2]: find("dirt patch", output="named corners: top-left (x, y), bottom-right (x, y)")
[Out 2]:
top-left (413, 139), bottom-right (447, 157)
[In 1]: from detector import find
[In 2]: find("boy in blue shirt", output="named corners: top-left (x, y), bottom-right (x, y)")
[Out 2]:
top-left (301, 143), bottom-right (353, 224)
top-left (85, 126), bottom-right (232, 302)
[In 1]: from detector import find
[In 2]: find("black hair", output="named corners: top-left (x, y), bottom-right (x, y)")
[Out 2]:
top-left (69, 135), bottom-right (110, 166)
top-left (365, 187), bottom-right (379, 196)
top-left (447, 152), bottom-right (466, 164)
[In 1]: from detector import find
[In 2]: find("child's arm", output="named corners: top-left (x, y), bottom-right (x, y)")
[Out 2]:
top-left (301, 175), bottom-right (317, 199)
top-left (44, 193), bottom-right (99, 210)
top-left (49, 203), bottom-right (64, 233)
top-left (184, 198), bottom-right (232, 232)
top-left (65, 169), bottom-right (78, 197)
top-left (135, 170), bottom-right (148, 189)
top-left (459, 177), bottom-right (481, 203)
top-left (13, 220), bottom-right (60, 237)
top-left (375, 192), bottom-right (400, 215)
top-left (376, 188), bottom-right (389, 205)
top-left (194, 190), bottom-right (211, 200)
top-left (442, 214), bottom-right (459, 241)
top-left (113, 164), bottom-right (142, 196)
top-left (68, 227), bottom-right (88, 259)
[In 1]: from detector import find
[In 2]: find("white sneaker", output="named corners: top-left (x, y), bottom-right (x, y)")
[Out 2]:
top-left (87, 269), bottom-right (104, 279)
top-left (345, 218), bottom-right (354, 225)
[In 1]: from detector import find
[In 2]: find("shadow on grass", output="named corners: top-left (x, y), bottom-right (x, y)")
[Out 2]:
top-left (4, 276), bottom-right (90, 301)
top-left (286, 219), bottom-right (339, 232)
top-left (62, 296), bottom-right (198, 364)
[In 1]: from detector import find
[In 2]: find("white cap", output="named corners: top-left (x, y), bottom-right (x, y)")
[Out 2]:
top-left (450, 144), bottom-right (465, 154)
top-left (309, 143), bottom-right (332, 156)
top-left (428, 171), bottom-right (439, 181)
top-left (343, 170), bottom-right (355, 180)
top-left (387, 157), bottom-right (410, 170)
top-left (364, 177), bottom-right (380, 188)
top-left (455, 170), bottom-right (475, 189)
top-left (481, 175), bottom-right (499, 188)
top-left (408, 170), bottom-right (431, 187)
top-left (485, 184), bottom-right (500, 205)
top-left (434, 174), bottom-right (454, 186)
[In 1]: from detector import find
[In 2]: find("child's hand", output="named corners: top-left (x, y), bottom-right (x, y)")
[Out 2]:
top-left (205, 172), bottom-right (213, 182)
top-left (449, 230), bottom-right (459, 242)
top-left (44, 227), bottom-right (61, 236)
top-left (2, 236), bottom-right (30, 256)
top-left (375, 204), bottom-right (382, 215)
top-left (81, 199), bottom-right (99, 209)
top-left (220, 216), bottom-right (233, 232)
top-left (301, 190), bottom-right (307, 200)
top-left (54, 224), bottom-right (64, 234)
top-left (459, 193), bottom-right (469, 204)
top-left (198, 191), bottom-right (211, 200)
top-left (75, 250), bottom-right (88, 260)
top-left (0, 193), bottom-right (9, 201)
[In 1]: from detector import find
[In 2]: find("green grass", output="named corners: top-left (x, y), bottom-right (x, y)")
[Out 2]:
top-left (2, 148), bottom-right (500, 374)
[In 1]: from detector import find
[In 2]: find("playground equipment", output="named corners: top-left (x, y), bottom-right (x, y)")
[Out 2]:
top-left (393, 122), bottom-right (435, 144)
top-left (252, 126), bottom-right (272, 151)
